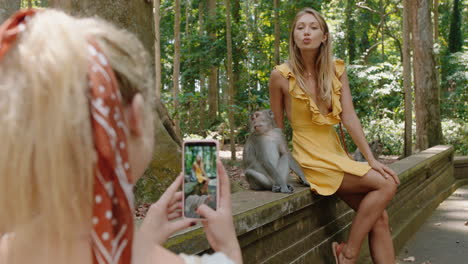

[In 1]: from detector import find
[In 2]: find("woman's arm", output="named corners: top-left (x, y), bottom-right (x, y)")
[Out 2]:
top-left (339, 70), bottom-right (374, 161)
top-left (339, 69), bottom-right (399, 184)
top-left (269, 70), bottom-right (286, 129)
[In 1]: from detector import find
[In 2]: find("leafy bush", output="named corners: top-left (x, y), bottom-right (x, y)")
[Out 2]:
top-left (440, 51), bottom-right (467, 121)
top-left (442, 119), bottom-right (468, 155)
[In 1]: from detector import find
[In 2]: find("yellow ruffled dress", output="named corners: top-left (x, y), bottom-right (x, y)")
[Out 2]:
top-left (274, 59), bottom-right (371, 195)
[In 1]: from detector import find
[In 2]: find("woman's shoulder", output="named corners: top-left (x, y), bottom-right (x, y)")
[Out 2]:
top-left (333, 58), bottom-right (346, 78)
top-left (273, 62), bottom-right (292, 79)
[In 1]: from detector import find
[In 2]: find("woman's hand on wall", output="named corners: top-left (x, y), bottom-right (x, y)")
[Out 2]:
top-left (368, 159), bottom-right (400, 185)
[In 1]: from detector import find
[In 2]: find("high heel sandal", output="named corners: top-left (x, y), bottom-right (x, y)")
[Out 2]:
top-left (331, 242), bottom-right (346, 264)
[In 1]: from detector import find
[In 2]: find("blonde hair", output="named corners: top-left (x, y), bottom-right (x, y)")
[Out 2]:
top-left (288, 8), bottom-right (334, 102)
top-left (0, 9), bottom-right (154, 261)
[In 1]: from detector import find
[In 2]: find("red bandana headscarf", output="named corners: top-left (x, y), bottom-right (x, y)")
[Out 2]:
top-left (0, 9), bottom-right (134, 264)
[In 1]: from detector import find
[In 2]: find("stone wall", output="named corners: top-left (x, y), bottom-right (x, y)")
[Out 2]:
top-left (454, 156), bottom-right (468, 180)
top-left (165, 145), bottom-right (464, 263)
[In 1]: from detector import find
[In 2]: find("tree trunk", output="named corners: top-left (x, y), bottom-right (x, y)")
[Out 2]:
top-left (173, 0), bottom-right (181, 136)
top-left (65, 0), bottom-right (155, 62)
top-left (0, 0), bottom-right (21, 24)
top-left (232, 0), bottom-right (241, 108)
top-left (448, 0), bottom-right (462, 53)
top-left (403, 0), bottom-right (413, 157)
top-left (380, 0), bottom-right (384, 60)
top-left (346, 0), bottom-right (356, 62)
top-left (185, 0), bottom-right (190, 35)
top-left (49, 0), bottom-right (72, 11)
top-left (225, 0), bottom-right (235, 160)
top-left (198, 0), bottom-right (206, 132)
top-left (154, 0), bottom-right (162, 100)
top-left (273, 0), bottom-right (280, 65)
top-left (411, 0), bottom-right (443, 151)
top-left (67, 0), bottom-right (182, 204)
top-left (433, 0), bottom-right (439, 43)
top-left (28, 0), bottom-right (32, 8)
top-left (207, 0), bottom-right (218, 126)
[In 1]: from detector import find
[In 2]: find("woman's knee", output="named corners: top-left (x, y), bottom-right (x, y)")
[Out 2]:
top-left (382, 179), bottom-right (397, 199)
top-left (367, 169), bottom-right (397, 198)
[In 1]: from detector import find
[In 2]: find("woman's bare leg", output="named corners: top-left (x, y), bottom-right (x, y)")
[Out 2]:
top-left (338, 193), bottom-right (395, 263)
top-left (335, 169), bottom-right (397, 263)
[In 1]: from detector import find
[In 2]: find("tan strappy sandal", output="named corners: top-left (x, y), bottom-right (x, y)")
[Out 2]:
top-left (331, 242), bottom-right (346, 264)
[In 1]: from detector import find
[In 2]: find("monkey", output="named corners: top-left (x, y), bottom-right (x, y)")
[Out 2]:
top-left (242, 110), bottom-right (309, 193)
top-left (353, 138), bottom-right (384, 162)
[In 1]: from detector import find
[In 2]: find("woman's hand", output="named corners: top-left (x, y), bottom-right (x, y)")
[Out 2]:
top-left (138, 174), bottom-right (195, 245)
top-left (368, 159), bottom-right (400, 185)
top-left (196, 161), bottom-right (243, 264)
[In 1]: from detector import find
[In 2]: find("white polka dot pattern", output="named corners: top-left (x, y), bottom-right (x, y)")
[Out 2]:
top-left (87, 40), bottom-right (134, 264)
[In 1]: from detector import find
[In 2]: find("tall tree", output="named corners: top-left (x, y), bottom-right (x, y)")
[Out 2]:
top-left (434, 0), bottom-right (439, 43)
top-left (345, 0), bottom-right (356, 62)
top-left (356, 1), bottom-right (397, 63)
top-left (225, 0), bottom-right (235, 160)
top-left (411, 0), bottom-right (443, 150)
top-left (0, 0), bottom-right (21, 23)
top-left (154, 0), bottom-right (162, 100)
top-left (198, 0), bottom-right (207, 132)
top-left (56, 0), bottom-right (183, 203)
top-left (448, 0), bottom-right (462, 53)
top-left (173, 0), bottom-right (181, 135)
top-left (403, 0), bottom-right (413, 157)
top-left (59, 0), bottom-right (155, 60)
top-left (207, 0), bottom-right (218, 126)
top-left (273, 0), bottom-right (280, 66)
top-left (232, 0), bottom-right (242, 93)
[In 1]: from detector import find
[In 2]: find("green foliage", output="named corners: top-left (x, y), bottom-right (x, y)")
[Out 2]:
top-left (156, 0), bottom-right (466, 157)
top-left (347, 62), bottom-right (404, 121)
top-left (20, 0), bottom-right (47, 8)
top-left (442, 119), bottom-right (468, 155)
top-left (440, 51), bottom-right (468, 121)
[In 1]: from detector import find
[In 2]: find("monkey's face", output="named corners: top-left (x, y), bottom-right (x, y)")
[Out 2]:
top-left (370, 139), bottom-right (383, 154)
top-left (250, 110), bottom-right (274, 135)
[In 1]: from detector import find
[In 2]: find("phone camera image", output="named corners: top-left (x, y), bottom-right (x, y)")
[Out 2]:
top-left (183, 141), bottom-right (218, 219)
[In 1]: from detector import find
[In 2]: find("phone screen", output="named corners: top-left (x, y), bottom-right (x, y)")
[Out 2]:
top-left (183, 140), bottom-right (218, 219)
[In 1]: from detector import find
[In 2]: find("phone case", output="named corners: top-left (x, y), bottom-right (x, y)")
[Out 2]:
top-left (182, 139), bottom-right (220, 219)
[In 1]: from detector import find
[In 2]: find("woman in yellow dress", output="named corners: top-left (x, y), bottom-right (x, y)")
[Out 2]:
top-left (193, 154), bottom-right (209, 184)
top-left (269, 8), bottom-right (399, 264)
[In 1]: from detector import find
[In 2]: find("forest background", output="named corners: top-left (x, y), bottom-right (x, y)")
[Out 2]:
top-left (2, 0), bottom-right (466, 204)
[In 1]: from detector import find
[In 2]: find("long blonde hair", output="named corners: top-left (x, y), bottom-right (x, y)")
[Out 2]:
top-left (0, 9), bottom-right (154, 261)
top-left (288, 7), bottom-right (334, 102)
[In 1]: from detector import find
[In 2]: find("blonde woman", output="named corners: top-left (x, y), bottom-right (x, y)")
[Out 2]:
top-left (0, 9), bottom-right (241, 264)
top-left (269, 8), bottom-right (399, 264)
top-left (193, 154), bottom-right (209, 184)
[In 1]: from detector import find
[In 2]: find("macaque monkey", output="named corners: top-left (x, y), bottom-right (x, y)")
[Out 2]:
top-left (243, 110), bottom-right (309, 193)
top-left (353, 138), bottom-right (384, 162)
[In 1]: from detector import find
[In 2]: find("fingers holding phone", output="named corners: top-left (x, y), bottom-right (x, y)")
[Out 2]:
top-left (139, 174), bottom-right (195, 246)
top-left (182, 140), bottom-right (219, 219)
top-left (196, 161), bottom-right (242, 264)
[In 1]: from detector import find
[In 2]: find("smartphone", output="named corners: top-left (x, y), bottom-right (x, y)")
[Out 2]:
top-left (182, 139), bottom-right (219, 219)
